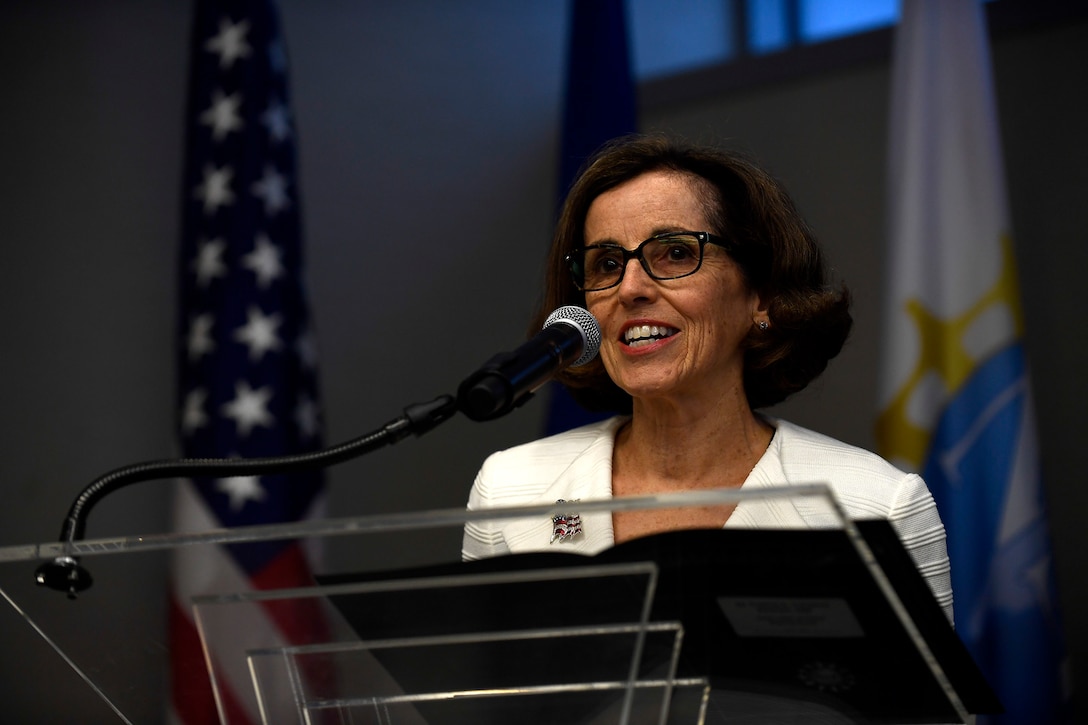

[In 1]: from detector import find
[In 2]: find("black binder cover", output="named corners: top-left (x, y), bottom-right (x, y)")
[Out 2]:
top-left (319, 521), bottom-right (1000, 723)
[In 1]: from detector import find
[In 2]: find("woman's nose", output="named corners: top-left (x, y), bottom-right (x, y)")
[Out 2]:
top-left (614, 257), bottom-right (657, 303)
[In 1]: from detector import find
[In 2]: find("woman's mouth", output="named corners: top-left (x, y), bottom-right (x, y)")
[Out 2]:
top-left (623, 324), bottom-right (679, 349)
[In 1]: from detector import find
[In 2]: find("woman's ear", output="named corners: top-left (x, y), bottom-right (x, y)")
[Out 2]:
top-left (751, 290), bottom-right (771, 329)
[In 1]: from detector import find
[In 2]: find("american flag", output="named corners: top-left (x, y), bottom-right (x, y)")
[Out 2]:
top-left (170, 1), bottom-right (327, 722)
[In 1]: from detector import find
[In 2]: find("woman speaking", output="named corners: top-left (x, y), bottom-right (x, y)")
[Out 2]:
top-left (462, 134), bottom-right (952, 621)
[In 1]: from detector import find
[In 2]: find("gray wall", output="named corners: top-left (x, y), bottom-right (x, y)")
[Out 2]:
top-left (0, 1), bottom-right (1084, 721)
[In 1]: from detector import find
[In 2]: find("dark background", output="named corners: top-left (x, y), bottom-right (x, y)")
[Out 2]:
top-left (1, 1), bottom-right (1084, 721)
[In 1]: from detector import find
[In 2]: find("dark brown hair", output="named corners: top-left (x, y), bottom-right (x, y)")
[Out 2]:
top-left (532, 133), bottom-right (852, 411)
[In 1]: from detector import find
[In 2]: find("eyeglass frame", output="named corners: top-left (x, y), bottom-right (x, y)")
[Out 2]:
top-left (565, 230), bottom-right (739, 292)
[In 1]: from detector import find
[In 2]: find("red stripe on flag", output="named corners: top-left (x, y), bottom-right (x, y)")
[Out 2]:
top-left (169, 593), bottom-right (256, 725)
top-left (252, 542), bottom-right (337, 705)
top-left (251, 541), bottom-right (329, 641)
top-left (250, 540), bottom-right (318, 591)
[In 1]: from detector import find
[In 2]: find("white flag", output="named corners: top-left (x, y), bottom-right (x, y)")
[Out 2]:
top-left (877, 1), bottom-right (1070, 722)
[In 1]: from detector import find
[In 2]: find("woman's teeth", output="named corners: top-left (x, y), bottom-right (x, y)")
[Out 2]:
top-left (624, 325), bottom-right (678, 348)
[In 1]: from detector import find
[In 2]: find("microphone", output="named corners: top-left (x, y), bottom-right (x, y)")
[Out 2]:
top-left (35, 307), bottom-right (598, 596)
top-left (457, 305), bottom-right (601, 421)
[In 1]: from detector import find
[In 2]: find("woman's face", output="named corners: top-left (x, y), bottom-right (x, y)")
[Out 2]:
top-left (582, 170), bottom-right (764, 405)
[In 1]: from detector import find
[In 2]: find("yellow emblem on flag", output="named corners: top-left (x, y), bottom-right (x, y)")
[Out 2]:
top-left (877, 234), bottom-right (1025, 470)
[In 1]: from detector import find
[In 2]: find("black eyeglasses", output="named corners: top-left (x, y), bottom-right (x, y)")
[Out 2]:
top-left (566, 231), bottom-right (734, 292)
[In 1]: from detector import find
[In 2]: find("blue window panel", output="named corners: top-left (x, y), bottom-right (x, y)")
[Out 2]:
top-left (748, 0), bottom-right (792, 55)
top-left (801, 0), bottom-right (898, 43)
top-left (629, 0), bottom-right (997, 80)
top-left (628, 0), bottom-right (736, 79)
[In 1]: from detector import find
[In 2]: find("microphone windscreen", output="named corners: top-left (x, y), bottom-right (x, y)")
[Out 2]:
top-left (543, 305), bottom-right (601, 367)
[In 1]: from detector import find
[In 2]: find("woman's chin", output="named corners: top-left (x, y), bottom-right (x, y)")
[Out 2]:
top-left (616, 376), bottom-right (688, 402)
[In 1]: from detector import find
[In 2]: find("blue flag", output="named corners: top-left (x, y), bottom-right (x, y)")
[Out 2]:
top-left (545, 0), bottom-right (637, 435)
top-left (170, 1), bottom-right (327, 722)
top-left (877, 2), bottom-right (1071, 721)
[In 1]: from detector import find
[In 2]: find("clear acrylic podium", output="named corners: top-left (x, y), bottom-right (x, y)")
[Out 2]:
top-left (0, 485), bottom-right (997, 724)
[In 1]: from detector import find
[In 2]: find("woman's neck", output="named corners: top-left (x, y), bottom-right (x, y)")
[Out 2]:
top-left (613, 391), bottom-right (773, 493)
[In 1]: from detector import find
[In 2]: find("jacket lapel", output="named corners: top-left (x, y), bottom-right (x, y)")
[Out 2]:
top-left (727, 420), bottom-right (811, 529)
top-left (499, 420), bottom-right (620, 555)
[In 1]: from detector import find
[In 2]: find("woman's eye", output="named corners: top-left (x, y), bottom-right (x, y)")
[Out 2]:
top-left (595, 256), bottom-right (622, 273)
top-left (667, 244), bottom-right (696, 260)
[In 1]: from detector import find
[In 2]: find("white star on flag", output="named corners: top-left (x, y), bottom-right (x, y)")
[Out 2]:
top-left (268, 37), bottom-right (286, 73)
top-left (181, 388), bottom-right (208, 436)
top-left (192, 238), bottom-right (228, 287)
top-left (216, 474), bottom-right (266, 511)
top-left (221, 380), bottom-right (274, 437)
top-left (261, 98), bottom-right (291, 143)
top-left (205, 17), bottom-right (251, 69)
top-left (187, 313), bottom-right (216, 361)
top-left (194, 165), bottom-right (235, 214)
top-left (243, 234), bottom-right (284, 288)
top-left (251, 165), bottom-right (290, 215)
top-left (234, 306), bottom-right (282, 361)
top-left (296, 327), bottom-right (319, 370)
top-left (295, 394), bottom-right (321, 440)
top-left (200, 89), bottom-right (245, 141)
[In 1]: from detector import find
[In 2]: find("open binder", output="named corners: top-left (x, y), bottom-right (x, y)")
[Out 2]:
top-left (0, 484), bottom-right (1000, 724)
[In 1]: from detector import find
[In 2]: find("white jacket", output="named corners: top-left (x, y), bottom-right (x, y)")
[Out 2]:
top-left (463, 415), bottom-right (953, 620)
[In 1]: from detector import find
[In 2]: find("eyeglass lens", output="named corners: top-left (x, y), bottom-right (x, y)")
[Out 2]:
top-left (577, 234), bottom-right (704, 290)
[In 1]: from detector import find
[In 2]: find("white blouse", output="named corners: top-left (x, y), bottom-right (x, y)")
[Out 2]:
top-left (463, 415), bottom-right (954, 622)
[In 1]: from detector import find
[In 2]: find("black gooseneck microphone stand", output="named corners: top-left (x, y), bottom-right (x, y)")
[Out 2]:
top-left (35, 394), bottom-right (459, 598)
top-left (35, 304), bottom-right (600, 598)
